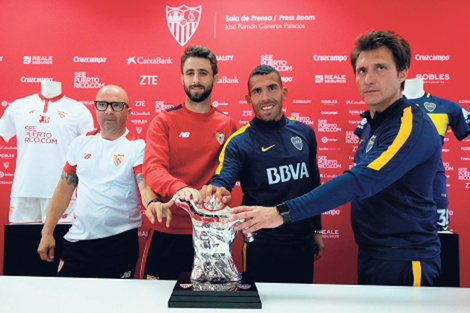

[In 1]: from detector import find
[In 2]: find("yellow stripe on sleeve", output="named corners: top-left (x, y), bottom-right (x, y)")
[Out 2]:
top-left (428, 114), bottom-right (449, 136)
top-left (215, 123), bottom-right (251, 174)
top-left (243, 242), bottom-right (248, 272)
top-left (412, 260), bottom-right (422, 287)
top-left (367, 106), bottom-right (413, 171)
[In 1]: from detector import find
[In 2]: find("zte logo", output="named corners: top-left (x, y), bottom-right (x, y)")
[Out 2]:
top-left (179, 132), bottom-right (190, 138)
top-left (266, 162), bottom-right (309, 185)
top-left (140, 75), bottom-right (158, 85)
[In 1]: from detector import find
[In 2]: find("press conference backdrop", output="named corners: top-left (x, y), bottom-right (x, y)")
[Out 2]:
top-left (0, 0), bottom-right (469, 286)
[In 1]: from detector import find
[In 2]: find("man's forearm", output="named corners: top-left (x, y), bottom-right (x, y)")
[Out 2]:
top-left (42, 172), bottom-right (76, 236)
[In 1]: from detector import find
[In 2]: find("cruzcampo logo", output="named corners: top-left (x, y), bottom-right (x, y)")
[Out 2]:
top-left (291, 136), bottom-right (303, 151)
top-left (366, 135), bottom-right (376, 153)
top-left (166, 5), bottom-right (202, 46)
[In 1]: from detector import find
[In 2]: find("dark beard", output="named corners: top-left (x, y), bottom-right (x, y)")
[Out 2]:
top-left (184, 84), bottom-right (213, 103)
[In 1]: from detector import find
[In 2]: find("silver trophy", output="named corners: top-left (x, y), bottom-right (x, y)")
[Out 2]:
top-left (174, 195), bottom-right (253, 291)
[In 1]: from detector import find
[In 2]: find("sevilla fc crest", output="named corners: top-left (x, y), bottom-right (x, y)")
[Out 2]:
top-left (113, 154), bottom-right (125, 167)
top-left (215, 132), bottom-right (225, 145)
top-left (166, 5), bottom-right (201, 46)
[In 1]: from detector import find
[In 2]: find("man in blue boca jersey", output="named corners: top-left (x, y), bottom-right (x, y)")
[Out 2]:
top-left (229, 31), bottom-right (442, 286)
top-left (200, 65), bottom-right (324, 284)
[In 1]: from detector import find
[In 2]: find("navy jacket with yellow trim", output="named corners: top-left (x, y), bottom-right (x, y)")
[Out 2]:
top-left (210, 115), bottom-right (321, 242)
top-left (286, 98), bottom-right (441, 260)
top-left (356, 93), bottom-right (470, 209)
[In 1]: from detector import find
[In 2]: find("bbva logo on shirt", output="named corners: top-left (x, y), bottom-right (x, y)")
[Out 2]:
top-left (266, 162), bottom-right (309, 185)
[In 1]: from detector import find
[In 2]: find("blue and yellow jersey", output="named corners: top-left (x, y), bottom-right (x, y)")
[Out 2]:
top-left (410, 93), bottom-right (470, 141)
top-left (287, 98), bottom-right (441, 260)
top-left (210, 115), bottom-right (321, 242)
top-left (409, 93), bottom-right (470, 224)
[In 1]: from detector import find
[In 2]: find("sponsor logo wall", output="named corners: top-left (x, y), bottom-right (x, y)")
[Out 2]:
top-left (0, 0), bottom-right (469, 286)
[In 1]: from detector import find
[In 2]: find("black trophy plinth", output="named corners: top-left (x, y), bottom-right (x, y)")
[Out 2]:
top-left (168, 272), bottom-right (262, 309)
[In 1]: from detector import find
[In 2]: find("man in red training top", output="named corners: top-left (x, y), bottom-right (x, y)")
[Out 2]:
top-left (141, 46), bottom-right (237, 280)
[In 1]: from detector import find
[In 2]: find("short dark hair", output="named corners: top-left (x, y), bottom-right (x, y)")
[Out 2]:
top-left (181, 46), bottom-right (218, 75)
top-left (350, 31), bottom-right (411, 90)
top-left (247, 65), bottom-right (282, 92)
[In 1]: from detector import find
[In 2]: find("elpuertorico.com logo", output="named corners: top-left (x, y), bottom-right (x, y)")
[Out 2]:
top-left (166, 5), bottom-right (201, 46)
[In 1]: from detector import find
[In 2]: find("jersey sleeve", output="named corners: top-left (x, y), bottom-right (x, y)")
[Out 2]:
top-left (132, 138), bottom-right (145, 175)
top-left (65, 135), bottom-right (82, 169)
top-left (134, 138), bottom-right (145, 167)
top-left (447, 101), bottom-right (470, 140)
top-left (354, 118), bottom-right (368, 138)
top-left (209, 130), bottom-right (245, 192)
top-left (143, 113), bottom-right (187, 198)
top-left (77, 106), bottom-right (95, 136)
top-left (287, 106), bottom-right (441, 222)
top-left (306, 127), bottom-right (322, 230)
top-left (0, 102), bottom-right (17, 142)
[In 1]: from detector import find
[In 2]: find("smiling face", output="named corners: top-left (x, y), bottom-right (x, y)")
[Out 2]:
top-left (246, 72), bottom-right (287, 122)
top-left (181, 57), bottom-right (217, 104)
top-left (355, 46), bottom-right (408, 116)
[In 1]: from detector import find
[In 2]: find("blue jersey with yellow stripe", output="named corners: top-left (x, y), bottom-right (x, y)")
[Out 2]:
top-left (408, 93), bottom-right (470, 208)
top-left (210, 115), bottom-right (321, 242)
top-left (286, 98), bottom-right (441, 260)
top-left (409, 93), bottom-right (470, 141)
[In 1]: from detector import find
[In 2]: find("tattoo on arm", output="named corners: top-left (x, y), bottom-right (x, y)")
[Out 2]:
top-left (136, 173), bottom-right (149, 206)
top-left (61, 171), bottom-right (78, 186)
top-left (135, 173), bottom-right (144, 184)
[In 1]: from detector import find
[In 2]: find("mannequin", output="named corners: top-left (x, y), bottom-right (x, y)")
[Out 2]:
top-left (0, 80), bottom-right (94, 223)
top-left (403, 77), bottom-right (425, 99)
top-left (400, 77), bottom-right (470, 231)
top-left (41, 81), bottom-right (62, 98)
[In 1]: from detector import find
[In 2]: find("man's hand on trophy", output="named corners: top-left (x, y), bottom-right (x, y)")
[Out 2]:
top-left (200, 184), bottom-right (232, 204)
top-left (176, 187), bottom-right (201, 203)
top-left (145, 199), bottom-right (174, 227)
top-left (229, 205), bottom-right (283, 233)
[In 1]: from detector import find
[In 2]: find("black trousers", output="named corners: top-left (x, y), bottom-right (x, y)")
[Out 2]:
top-left (243, 238), bottom-right (315, 284)
top-left (58, 228), bottom-right (139, 279)
top-left (142, 229), bottom-right (194, 280)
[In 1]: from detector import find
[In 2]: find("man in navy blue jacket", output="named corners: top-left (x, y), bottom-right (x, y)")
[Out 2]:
top-left (200, 65), bottom-right (323, 284)
top-left (229, 31), bottom-right (442, 286)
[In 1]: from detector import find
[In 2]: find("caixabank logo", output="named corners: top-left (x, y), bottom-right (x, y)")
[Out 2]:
top-left (166, 5), bottom-right (201, 46)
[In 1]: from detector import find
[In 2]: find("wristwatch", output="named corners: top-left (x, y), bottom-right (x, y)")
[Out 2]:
top-left (276, 203), bottom-right (291, 224)
top-left (147, 198), bottom-right (161, 208)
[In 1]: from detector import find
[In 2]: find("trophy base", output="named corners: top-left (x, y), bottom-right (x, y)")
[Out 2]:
top-left (168, 272), bottom-right (262, 309)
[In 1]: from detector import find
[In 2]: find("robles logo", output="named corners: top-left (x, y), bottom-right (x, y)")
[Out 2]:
top-left (416, 73), bottom-right (450, 82)
top-left (166, 5), bottom-right (201, 46)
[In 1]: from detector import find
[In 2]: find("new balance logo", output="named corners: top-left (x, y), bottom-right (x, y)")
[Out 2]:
top-left (179, 132), bottom-right (190, 138)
